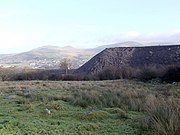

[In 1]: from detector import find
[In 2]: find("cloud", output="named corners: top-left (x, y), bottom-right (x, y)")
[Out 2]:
top-left (97, 31), bottom-right (180, 45)
top-left (0, 23), bottom-right (180, 54)
top-left (141, 32), bottom-right (180, 44)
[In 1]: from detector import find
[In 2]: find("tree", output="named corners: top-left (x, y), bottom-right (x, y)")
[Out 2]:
top-left (60, 58), bottom-right (71, 75)
top-left (0, 66), bottom-right (16, 81)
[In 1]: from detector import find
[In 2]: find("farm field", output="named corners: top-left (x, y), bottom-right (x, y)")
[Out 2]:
top-left (0, 80), bottom-right (179, 135)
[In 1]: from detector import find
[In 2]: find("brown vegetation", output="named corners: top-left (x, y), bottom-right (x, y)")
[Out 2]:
top-left (0, 65), bottom-right (180, 83)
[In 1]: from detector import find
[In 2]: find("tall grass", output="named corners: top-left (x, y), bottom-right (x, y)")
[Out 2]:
top-left (0, 78), bottom-right (179, 134)
top-left (144, 96), bottom-right (180, 135)
top-left (66, 88), bottom-right (149, 112)
top-left (64, 81), bottom-right (180, 135)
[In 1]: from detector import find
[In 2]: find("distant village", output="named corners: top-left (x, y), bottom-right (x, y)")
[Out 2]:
top-left (0, 58), bottom-right (86, 69)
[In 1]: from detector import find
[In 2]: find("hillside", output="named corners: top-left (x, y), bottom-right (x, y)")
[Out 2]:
top-left (0, 46), bottom-right (96, 69)
top-left (76, 45), bottom-right (180, 74)
top-left (0, 42), bottom-right (142, 69)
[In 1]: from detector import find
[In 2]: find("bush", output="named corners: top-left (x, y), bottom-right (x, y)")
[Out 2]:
top-left (98, 69), bottom-right (116, 80)
top-left (95, 65), bottom-right (180, 82)
top-left (115, 67), bottom-right (135, 79)
top-left (161, 65), bottom-right (180, 83)
top-left (136, 66), bottom-right (162, 82)
top-left (97, 67), bottom-right (135, 80)
top-left (62, 75), bottom-right (75, 81)
top-left (1, 65), bottom-right (179, 82)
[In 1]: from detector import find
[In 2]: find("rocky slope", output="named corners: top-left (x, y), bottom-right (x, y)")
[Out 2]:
top-left (76, 45), bottom-right (180, 74)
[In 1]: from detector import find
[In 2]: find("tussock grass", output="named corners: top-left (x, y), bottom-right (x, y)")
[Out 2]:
top-left (67, 88), bottom-right (149, 111)
top-left (145, 97), bottom-right (180, 135)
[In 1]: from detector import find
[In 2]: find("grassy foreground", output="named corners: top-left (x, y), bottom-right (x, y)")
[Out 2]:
top-left (0, 80), bottom-right (179, 135)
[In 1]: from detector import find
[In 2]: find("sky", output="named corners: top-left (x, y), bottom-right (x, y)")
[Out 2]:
top-left (0, 0), bottom-right (180, 54)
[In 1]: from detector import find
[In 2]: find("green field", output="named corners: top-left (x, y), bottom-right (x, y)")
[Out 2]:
top-left (0, 80), bottom-right (179, 135)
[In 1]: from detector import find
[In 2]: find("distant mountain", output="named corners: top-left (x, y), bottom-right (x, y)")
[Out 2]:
top-left (0, 45), bottom-right (95, 69)
top-left (0, 54), bottom-right (15, 59)
top-left (0, 42), bottom-right (177, 69)
top-left (76, 45), bottom-right (180, 74)
top-left (91, 41), bottom-right (142, 52)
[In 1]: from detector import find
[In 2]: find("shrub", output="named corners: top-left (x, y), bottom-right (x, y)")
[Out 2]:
top-left (62, 75), bottom-right (74, 81)
top-left (115, 67), bottom-right (135, 79)
top-left (98, 68), bottom-right (116, 80)
top-left (97, 67), bottom-right (135, 80)
top-left (136, 66), bottom-right (162, 82)
top-left (48, 74), bottom-right (63, 81)
top-left (161, 65), bottom-right (180, 83)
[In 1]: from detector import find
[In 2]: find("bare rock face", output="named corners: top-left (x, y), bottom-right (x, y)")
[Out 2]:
top-left (76, 45), bottom-right (180, 74)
